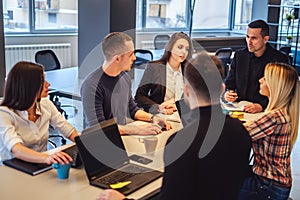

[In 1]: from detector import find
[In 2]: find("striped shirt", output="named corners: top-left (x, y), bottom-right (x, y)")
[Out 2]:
top-left (244, 109), bottom-right (292, 186)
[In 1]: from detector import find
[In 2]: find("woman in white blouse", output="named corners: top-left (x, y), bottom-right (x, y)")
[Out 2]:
top-left (0, 61), bottom-right (79, 165)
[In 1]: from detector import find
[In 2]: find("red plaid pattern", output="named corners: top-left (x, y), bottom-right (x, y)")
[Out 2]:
top-left (245, 109), bottom-right (292, 186)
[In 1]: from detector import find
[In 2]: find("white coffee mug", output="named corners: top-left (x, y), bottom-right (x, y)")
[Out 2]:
top-left (139, 136), bottom-right (158, 156)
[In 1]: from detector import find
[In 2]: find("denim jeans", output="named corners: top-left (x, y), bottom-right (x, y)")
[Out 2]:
top-left (238, 175), bottom-right (291, 200)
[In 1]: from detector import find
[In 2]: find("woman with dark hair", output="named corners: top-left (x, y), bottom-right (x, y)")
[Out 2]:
top-left (135, 32), bottom-right (194, 114)
top-left (0, 61), bottom-right (80, 165)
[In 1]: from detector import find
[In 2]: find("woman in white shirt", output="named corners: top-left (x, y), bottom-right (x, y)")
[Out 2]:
top-left (135, 32), bottom-right (193, 115)
top-left (0, 61), bottom-right (79, 165)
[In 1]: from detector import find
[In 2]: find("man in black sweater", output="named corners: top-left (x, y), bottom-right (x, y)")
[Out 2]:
top-left (225, 19), bottom-right (288, 113)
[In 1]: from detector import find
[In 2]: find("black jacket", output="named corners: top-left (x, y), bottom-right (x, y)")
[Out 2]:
top-left (135, 62), bottom-right (184, 114)
top-left (225, 43), bottom-right (289, 109)
top-left (159, 105), bottom-right (252, 200)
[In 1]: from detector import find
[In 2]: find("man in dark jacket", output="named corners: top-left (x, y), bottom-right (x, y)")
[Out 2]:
top-left (159, 53), bottom-right (251, 200)
top-left (225, 19), bottom-right (289, 113)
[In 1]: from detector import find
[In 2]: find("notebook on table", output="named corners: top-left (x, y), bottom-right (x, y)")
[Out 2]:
top-left (3, 145), bottom-right (81, 176)
top-left (3, 158), bottom-right (52, 176)
top-left (75, 118), bottom-right (163, 195)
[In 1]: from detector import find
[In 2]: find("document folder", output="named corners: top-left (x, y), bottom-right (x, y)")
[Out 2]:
top-left (3, 158), bottom-right (52, 176)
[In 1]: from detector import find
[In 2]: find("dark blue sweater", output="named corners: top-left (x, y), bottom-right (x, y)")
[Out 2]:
top-left (81, 67), bottom-right (140, 127)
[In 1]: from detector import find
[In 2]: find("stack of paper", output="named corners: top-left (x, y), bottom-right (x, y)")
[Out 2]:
top-left (221, 100), bottom-right (252, 111)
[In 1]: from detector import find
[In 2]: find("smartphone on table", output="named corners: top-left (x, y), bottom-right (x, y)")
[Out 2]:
top-left (129, 154), bottom-right (153, 165)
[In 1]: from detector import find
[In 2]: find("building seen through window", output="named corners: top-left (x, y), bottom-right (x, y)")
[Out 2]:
top-left (2, 0), bottom-right (254, 33)
top-left (136, 0), bottom-right (254, 31)
top-left (234, 0), bottom-right (253, 31)
top-left (2, 0), bottom-right (78, 33)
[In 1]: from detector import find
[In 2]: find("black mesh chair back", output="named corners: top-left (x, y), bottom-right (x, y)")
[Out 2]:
top-left (35, 49), bottom-right (78, 148)
top-left (279, 46), bottom-right (291, 55)
top-left (35, 49), bottom-right (61, 71)
top-left (215, 47), bottom-right (233, 76)
top-left (215, 47), bottom-right (233, 59)
top-left (47, 128), bottom-right (67, 149)
top-left (133, 49), bottom-right (154, 69)
top-left (279, 46), bottom-right (292, 64)
top-left (154, 34), bottom-right (170, 50)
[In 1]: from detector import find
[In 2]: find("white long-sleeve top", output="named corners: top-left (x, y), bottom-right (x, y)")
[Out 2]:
top-left (0, 98), bottom-right (75, 164)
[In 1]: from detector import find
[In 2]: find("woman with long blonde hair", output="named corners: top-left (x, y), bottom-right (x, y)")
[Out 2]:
top-left (239, 63), bottom-right (299, 200)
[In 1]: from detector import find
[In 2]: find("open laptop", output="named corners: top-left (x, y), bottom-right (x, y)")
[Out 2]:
top-left (75, 119), bottom-right (163, 195)
top-left (175, 98), bottom-right (191, 127)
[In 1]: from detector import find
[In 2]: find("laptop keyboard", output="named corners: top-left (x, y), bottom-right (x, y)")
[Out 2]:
top-left (62, 145), bottom-right (82, 168)
top-left (96, 164), bottom-right (148, 186)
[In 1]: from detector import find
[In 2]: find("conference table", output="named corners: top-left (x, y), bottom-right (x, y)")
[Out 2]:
top-left (45, 66), bottom-right (82, 101)
top-left (0, 108), bottom-right (266, 200)
top-left (1, 59), bottom-right (271, 199)
top-left (0, 113), bottom-right (183, 200)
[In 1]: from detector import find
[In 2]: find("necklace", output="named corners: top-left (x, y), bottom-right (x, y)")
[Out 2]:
top-left (27, 104), bottom-right (39, 121)
top-left (28, 112), bottom-right (39, 121)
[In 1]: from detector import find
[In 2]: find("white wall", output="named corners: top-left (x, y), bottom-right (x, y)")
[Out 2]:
top-left (4, 34), bottom-right (78, 67)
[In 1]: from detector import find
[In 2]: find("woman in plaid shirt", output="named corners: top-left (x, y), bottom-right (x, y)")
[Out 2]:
top-left (239, 63), bottom-right (299, 200)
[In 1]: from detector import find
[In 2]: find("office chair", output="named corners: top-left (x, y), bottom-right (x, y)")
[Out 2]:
top-left (215, 47), bottom-right (233, 77)
top-left (280, 46), bottom-right (291, 55)
top-left (35, 49), bottom-right (61, 71)
top-left (35, 49), bottom-right (78, 118)
top-left (48, 135), bottom-right (67, 149)
top-left (35, 50), bottom-right (78, 147)
top-left (154, 34), bottom-right (170, 50)
top-left (133, 49), bottom-right (154, 69)
top-left (47, 126), bottom-right (67, 149)
top-left (279, 46), bottom-right (293, 64)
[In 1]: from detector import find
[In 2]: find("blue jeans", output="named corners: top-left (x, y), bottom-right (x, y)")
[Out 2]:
top-left (238, 175), bottom-right (291, 200)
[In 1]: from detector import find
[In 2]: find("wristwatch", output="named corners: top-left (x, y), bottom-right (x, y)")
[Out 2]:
top-left (150, 114), bottom-right (154, 123)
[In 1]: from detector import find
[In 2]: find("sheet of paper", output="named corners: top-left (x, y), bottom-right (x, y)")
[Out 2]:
top-left (221, 100), bottom-right (252, 111)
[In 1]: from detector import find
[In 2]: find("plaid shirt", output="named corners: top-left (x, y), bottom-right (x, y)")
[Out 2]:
top-left (245, 109), bottom-right (292, 186)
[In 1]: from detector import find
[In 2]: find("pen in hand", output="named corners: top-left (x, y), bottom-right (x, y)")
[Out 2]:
top-left (225, 90), bottom-right (238, 102)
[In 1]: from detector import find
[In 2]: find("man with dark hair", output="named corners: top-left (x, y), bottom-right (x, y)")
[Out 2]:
top-left (81, 32), bottom-right (171, 135)
top-left (225, 19), bottom-right (289, 113)
top-left (159, 53), bottom-right (251, 200)
top-left (97, 53), bottom-right (251, 200)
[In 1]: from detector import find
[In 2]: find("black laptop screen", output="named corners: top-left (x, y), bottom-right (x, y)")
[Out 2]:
top-left (75, 119), bottom-right (129, 179)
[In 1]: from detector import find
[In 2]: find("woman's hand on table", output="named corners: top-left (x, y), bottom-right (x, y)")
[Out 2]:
top-left (45, 151), bottom-right (73, 165)
top-left (159, 102), bottom-right (177, 115)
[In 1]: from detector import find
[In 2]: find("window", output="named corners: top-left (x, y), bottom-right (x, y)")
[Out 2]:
top-left (137, 0), bottom-right (233, 31)
top-left (137, 0), bottom-right (254, 32)
top-left (2, 0), bottom-right (78, 33)
top-left (192, 0), bottom-right (231, 29)
top-left (234, 0), bottom-right (253, 31)
top-left (136, 0), bottom-right (188, 29)
top-left (280, 0), bottom-right (300, 35)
